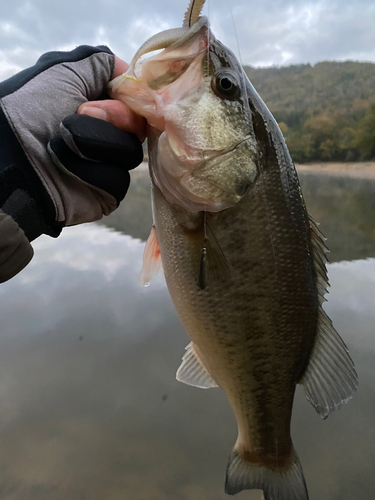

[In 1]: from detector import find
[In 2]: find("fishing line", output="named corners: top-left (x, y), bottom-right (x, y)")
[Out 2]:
top-left (203, 209), bottom-right (208, 241)
top-left (230, 8), bottom-right (243, 67)
top-left (206, 0), bottom-right (210, 79)
top-left (198, 208), bottom-right (209, 290)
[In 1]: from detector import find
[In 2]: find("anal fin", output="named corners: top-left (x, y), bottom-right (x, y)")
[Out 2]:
top-left (176, 342), bottom-right (218, 389)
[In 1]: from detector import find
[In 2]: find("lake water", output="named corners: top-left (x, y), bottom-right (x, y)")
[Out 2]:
top-left (0, 168), bottom-right (374, 500)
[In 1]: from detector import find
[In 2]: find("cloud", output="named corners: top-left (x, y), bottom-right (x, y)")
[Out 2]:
top-left (0, 0), bottom-right (374, 81)
top-left (210, 0), bottom-right (375, 67)
top-left (0, 224), bottom-right (373, 499)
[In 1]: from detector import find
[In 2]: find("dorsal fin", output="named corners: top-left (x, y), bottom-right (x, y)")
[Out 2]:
top-left (309, 215), bottom-right (330, 303)
top-left (300, 214), bottom-right (358, 418)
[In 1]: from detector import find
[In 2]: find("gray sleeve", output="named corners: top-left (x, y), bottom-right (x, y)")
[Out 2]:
top-left (1, 51), bottom-right (117, 227)
top-left (0, 210), bottom-right (33, 283)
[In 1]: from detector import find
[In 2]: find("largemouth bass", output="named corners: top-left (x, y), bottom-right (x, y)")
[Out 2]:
top-left (108, 1), bottom-right (358, 498)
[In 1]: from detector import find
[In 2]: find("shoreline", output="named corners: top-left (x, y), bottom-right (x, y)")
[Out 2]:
top-left (137, 162), bottom-right (375, 179)
top-left (295, 162), bottom-right (375, 179)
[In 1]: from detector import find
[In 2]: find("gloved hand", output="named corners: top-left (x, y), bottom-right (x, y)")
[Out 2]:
top-left (0, 45), bottom-right (146, 283)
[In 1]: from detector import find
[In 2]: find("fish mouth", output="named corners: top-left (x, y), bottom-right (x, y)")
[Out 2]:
top-left (164, 126), bottom-right (253, 169)
top-left (196, 136), bottom-right (253, 166)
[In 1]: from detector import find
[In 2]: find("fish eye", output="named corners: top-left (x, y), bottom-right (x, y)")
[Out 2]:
top-left (211, 70), bottom-right (240, 100)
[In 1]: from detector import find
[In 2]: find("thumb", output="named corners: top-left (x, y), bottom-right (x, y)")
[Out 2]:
top-left (78, 100), bottom-right (147, 142)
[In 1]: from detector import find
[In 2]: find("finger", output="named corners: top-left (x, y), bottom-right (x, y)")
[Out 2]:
top-left (112, 56), bottom-right (129, 78)
top-left (78, 100), bottom-right (147, 142)
top-left (59, 114), bottom-right (143, 168)
top-left (49, 136), bottom-right (131, 205)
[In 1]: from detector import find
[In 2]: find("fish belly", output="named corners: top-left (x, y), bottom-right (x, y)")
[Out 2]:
top-left (152, 171), bottom-right (319, 466)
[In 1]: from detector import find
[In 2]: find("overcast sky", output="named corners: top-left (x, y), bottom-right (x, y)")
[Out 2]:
top-left (1, 0), bottom-right (375, 80)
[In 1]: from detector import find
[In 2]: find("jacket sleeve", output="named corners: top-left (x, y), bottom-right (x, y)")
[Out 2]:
top-left (0, 209), bottom-right (33, 283)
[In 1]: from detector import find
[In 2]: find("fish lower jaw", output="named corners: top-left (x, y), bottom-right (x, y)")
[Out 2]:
top-left (152, 133), bottom-right (256, 212)
top-left (152, 160), bottom-right (239, 212)
top-left (156, 176), bottom-right (237, 212)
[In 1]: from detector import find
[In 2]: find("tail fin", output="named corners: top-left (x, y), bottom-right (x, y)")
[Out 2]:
top-left (225, 448), bottom-right (308, 500)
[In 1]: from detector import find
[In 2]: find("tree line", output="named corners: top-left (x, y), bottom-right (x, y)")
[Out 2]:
top-left (244, 61), bottom-right (375, 163)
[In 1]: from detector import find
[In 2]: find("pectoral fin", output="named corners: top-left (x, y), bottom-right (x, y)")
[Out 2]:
top-left (176, 342), bottom-right (218, 389)
top-left (140, 225), bottom-right (162, 286)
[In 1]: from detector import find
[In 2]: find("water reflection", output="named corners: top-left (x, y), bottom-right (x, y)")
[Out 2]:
top-left (298, 172), bottom-right (375, 262)
top-left (98, 169), bottom-right (375, 263)
top-left (0, 221), bottom-right (374, 499)
top-left (97, 169), bottom-right (153, 242)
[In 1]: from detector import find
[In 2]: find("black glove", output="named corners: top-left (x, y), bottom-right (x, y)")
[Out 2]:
top-left (0, 45), bottom-right (143, 283)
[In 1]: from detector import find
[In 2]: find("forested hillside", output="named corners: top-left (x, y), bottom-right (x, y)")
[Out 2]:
top-left (244, 61), bottom-right (375, 162)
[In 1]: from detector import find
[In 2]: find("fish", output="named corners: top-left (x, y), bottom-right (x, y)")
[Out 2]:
top-left (108, 1), bottom-right (358, 498)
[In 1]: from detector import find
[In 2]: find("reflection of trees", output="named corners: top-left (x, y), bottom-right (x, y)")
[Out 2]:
top-left (299, 173), bottom-right (375, 262)
top-left (244, 62), bottom-right (375, 162)
top-left (99, 170), bottom-right (375, 264)
top-left (97, 170), bottom-right (153, 242)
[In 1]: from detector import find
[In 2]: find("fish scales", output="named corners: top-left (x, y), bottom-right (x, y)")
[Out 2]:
top-left (108, 1), bottom-right (357, 498)
top-left (152, 140), bottom-right (317, 465)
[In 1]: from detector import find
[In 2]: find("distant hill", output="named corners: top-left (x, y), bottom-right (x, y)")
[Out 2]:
top-left (244, 61), bottom-right (375, 162)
